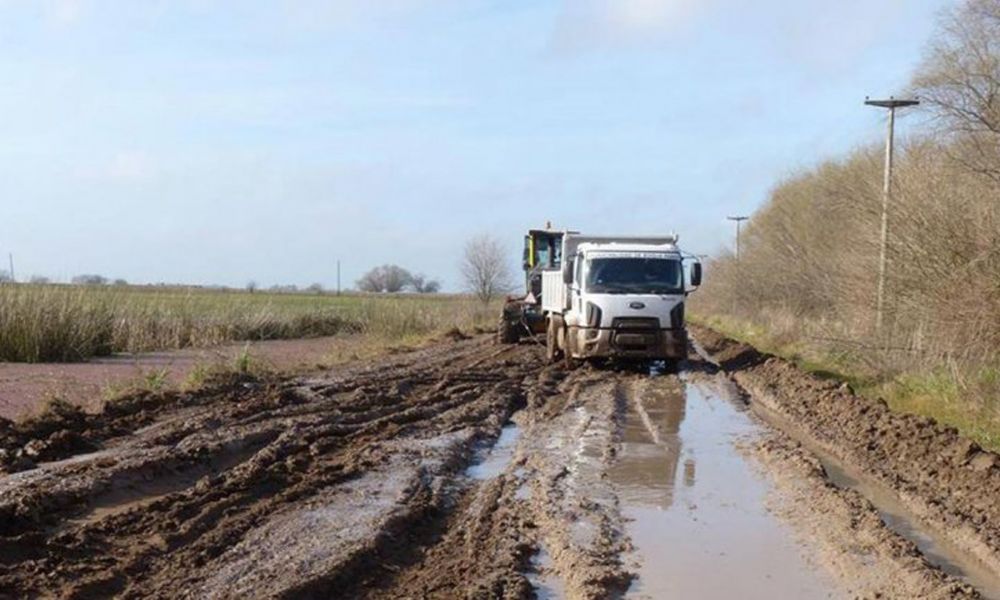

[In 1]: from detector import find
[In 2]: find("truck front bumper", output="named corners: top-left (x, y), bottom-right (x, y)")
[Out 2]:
top-left (568, 326), bottom-right (688, 361)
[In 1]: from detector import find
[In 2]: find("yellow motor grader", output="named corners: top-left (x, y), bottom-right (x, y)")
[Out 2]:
top-left (496, 227), bottom-right (569, 343)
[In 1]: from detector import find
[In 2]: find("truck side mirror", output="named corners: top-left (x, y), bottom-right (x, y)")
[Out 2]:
top-left (562, 258), bottom-right (574, 284)
top-left (690, 262), bottom-right (702, 287)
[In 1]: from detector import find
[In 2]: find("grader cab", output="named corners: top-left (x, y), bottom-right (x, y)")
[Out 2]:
top-left (497, 227), bottom-right (568, 343)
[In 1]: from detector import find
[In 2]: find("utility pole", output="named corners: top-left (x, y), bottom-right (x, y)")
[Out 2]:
top-left (865, 96), bottom-right (919, 333)
top-left (726, 216), bottom-right (749, 261)
top-left (7, 253), bottom-right (13, 283)
top-left (336, 260), bottom-right (341, 296)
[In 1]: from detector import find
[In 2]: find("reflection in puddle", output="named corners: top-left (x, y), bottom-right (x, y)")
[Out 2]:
top-left (610, 377), bottom-right (834, 599)
top-left (612, 377), bottom-right (686, 509)
top-left (466, 423), bottom-right (521, 480)
top-left (683, 458), bottom-right (696, 488)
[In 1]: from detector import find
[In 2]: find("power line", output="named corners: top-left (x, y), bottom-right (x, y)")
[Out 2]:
top-left (726, 216), bottom-right (749, 261)
top-left (864, 96), bottom-right (920, 333)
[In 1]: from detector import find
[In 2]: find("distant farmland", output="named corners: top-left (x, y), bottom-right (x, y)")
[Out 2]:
top-left (0, 284), bottom-right (494, 362)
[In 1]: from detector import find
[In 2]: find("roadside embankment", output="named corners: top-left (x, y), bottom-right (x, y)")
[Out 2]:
top-left (693, 323), bottom-right (1000, 579)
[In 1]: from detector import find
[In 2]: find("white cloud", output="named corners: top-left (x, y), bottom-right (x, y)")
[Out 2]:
top-left (46, 0), bottom-right (84, 25)
top-left (549, 0), bottom-right (708, 53)
top-left (76, 151), bottom-right (158, 184)
top-left (279, 0), bottom-right (457, 31)
top-left (768, 0), bottom-right (909, 73)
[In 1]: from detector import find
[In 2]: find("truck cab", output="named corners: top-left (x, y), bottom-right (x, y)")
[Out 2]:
top-left (541, 235), bottom-right (701, 365)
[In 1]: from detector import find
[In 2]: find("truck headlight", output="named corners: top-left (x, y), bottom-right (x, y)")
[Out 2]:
top-left (669, 303), bottom-right (684, 330)
top-left (586, 302), bottom-right (602, 328)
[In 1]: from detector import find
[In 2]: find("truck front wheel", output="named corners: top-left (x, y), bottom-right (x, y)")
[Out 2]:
top-left (545, 317), bottom-right (562, 363)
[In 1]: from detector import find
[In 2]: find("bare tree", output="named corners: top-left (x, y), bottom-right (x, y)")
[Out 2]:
top-left (246, 280), bottom-right (258, 294)
top-left (382, 265), bottom-right (411, 293)
top-left (356, 269), bottom-right (382, 293)
top-left (0, 270), bottom-right (11, 283)
top-left (409, 273), bottom-right (441, 293)
top-left (911, 0), bottom-right (1000, 181)
top-left (461, 233), bottom-right (513, 304)
top-left (307, 283), bottom-right (325, 294)
top-left (72, 274), bottom-right (108, 285)
top-left (29, 275), bottom-right (50, 284)
top-left (356, 265), bottom-right (413, 293)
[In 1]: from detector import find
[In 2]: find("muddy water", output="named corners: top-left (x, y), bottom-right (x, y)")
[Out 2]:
top-left (610, 376), bottom-right (837, 599)
top-left (526, 547), bottom-right (566, 600)
top-left (823, 452), bottom-right (1000, 599)
top-left (466, 422), bottom-right (522, 480)
top-left (747, 397), bottom-right (1000, 599)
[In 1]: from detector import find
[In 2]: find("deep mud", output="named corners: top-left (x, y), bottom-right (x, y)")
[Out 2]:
top-left (693, 324), bottom-right (1000, 585)
top-left (0, 331), bottom-right (996, 598)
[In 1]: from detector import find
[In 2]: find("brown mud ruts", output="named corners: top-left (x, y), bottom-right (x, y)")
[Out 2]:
top-left (693, 323), bottom-right (1000, 590)
top-left (748, 431), bottom-right (979, 598)
top-left (0, 338), bottom-right (543, 598)
top-left (0, 330), bottom-right (996, 598)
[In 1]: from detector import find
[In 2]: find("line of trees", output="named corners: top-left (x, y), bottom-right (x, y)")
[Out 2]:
top-left (356, 265), bottom-right (441, 294)
top-left (696, 0), bottom-right (1000, 373)
top-left (71, 274), bottom-right (128, 286)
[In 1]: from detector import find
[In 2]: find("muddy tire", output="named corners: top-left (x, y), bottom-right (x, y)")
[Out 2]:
top-left (545, 317), bottom-right (561, 363)
top-left (497, 314), bottom-right (520, 344)
top-left (559, 323), bottom-right (578, 369)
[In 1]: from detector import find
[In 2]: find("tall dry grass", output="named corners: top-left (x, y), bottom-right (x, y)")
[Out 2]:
top-left (692, 0), bottom-right (1000, 445)
top-left (0, 285), bottom-right (495, 362)
top-left (696, 138), bottom-right (1000, 372)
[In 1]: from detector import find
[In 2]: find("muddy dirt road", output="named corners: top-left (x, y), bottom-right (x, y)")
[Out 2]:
top-left (0, 332), bottom-right (998, 598)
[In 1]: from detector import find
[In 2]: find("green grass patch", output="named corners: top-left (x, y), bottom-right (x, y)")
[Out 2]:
top-left (873, 367), bottom-right (1000, 450)
top-left (690, 312), bottom-right (869, 386)
top-left (691, 311), bottom-right (1000, 451)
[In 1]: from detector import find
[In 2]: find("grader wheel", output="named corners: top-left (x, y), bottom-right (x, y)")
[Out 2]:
top-left (497, 311), bottom-right (521, 344)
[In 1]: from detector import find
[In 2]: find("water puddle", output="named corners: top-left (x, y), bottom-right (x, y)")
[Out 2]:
top-left (526, 546), bottom-right (566, 599)
top-left (690, 340), bottom-right (1000, 597)
top-left (610, 377), bottom-right (835, 599)
top-left (744, 399), bottom-right (1000, 599)
top-left (466, 423), bottom-right (521, 480)
top-left (822, 448), bottom-right (1000, 599)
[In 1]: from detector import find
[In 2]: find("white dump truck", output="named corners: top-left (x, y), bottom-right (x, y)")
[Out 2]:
top-left (539, 233), bottom-right (701, 366)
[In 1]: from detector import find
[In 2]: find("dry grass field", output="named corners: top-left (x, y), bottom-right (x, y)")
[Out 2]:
top-left (0, 284), bottom-right (496, 362)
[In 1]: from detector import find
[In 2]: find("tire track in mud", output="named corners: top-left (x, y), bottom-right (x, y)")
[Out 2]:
top-left (0, 337), bottom-right (543, 599)
top-left (691, 324), bottom-right (1000, 595)
top-left (1, 332), bottom-right (996, 599)
top-left (361, 366), bottom-right (635, 599)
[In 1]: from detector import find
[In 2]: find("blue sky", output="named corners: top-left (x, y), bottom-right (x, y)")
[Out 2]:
top-left (0, 0), bottom-right (950, 290)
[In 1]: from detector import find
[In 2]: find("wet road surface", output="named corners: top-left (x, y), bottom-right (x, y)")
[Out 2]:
top-left (610, 374), bottom-right (835, 599)
top-left (0, 334), bottom-right (994, 598)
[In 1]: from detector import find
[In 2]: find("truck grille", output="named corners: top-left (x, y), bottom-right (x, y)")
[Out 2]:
top-left (610, 317), bottom-right (660, 352)
top-left (610, 317), bottom-right (660, 330)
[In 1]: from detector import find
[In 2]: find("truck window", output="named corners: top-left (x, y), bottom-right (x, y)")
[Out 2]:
top-left (586, 258), bottom-right (683, 295)
top-left (536, 244), bottom-right (550, 268)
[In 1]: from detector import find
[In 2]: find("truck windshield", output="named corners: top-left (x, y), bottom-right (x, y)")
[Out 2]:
top-left (586, 258), bottom-right (683, 295)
